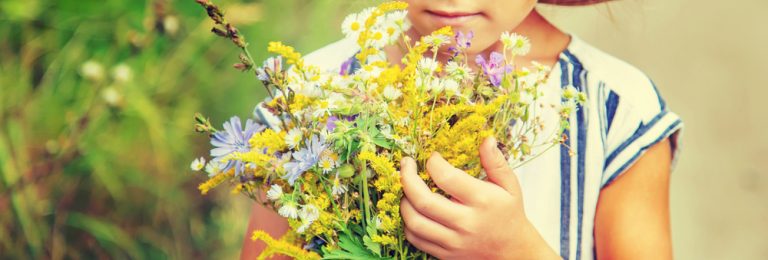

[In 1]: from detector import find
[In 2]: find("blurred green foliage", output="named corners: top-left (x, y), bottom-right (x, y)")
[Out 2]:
top-left (0, 0), bottom-right (376, 258)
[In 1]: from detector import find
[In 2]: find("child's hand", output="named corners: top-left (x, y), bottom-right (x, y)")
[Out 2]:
top-left (400, 137), bottom-right (559, 260)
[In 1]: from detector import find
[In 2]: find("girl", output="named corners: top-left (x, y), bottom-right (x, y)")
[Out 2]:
top-left (243, 0), bottom-right (683, 259)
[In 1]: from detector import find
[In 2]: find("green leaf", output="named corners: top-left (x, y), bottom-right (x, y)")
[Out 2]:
top-left (372, 136), bottom-right (393, 149)
top-left (338, 232), bottom-right (372, 256)
top-left (363, 224), bottom-right (382, 256)
top-left (322, 230), bottom-right (387, 260)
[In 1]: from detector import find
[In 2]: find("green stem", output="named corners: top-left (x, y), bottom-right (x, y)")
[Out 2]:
top-left (361, 166), bottom-right (372, 226)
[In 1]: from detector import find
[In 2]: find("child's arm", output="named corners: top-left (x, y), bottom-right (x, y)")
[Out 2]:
top-left (594, 139), bottom-right (673, 259)
top-left (240, 196), bottom-right (291, 260)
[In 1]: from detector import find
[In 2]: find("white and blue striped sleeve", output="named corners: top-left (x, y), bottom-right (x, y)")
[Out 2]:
top-left (253, 99), bottom-right (282, 130)
top-left (600, 80), bottom-right (683, 188)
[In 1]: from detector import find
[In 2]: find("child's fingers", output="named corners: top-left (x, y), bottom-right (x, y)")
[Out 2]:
top-left (479, 137), bottom-right (522, 195)
top-left (400, 157), bottom-right (467, 225)
top-left (401, 197), bottom-right (457, 247)
top-left (404, 229), bottom-right (449, 259)
top-left (426, 152), bottom-right (489, 205)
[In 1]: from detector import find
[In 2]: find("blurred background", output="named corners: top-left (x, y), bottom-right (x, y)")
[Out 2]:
top-left (0, 0), bottom-right (765, 259)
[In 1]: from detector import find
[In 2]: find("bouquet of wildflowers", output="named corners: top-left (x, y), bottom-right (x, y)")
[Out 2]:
top-left (190, 1), bottom-right (584, 259)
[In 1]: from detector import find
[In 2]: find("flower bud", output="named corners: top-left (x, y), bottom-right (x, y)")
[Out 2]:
top-left (233, 63), bottom-right (249, 71)
top-left (337, 164), bottom-right (355, 178)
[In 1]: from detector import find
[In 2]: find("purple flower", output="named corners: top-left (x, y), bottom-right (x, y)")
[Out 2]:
top-left (326, 116), bottom-right (340, 131)
top-left (449, 31), bottom-right (474, 59)
top-left (210, 116), bottom-right (265, 175)
top-left (455, 31), bottom-right (473, 49)
top-left (339, 58), bottom-right (354, 76)
top-left (475, 52), bottom-right (512, 87)
top-left (283, 134), bottom-right (328, 185)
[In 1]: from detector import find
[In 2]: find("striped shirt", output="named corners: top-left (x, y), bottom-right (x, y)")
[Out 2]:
top-left (255, 35), bottom-right (683, 260)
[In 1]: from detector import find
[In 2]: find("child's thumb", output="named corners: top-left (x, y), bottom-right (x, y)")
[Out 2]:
top-left (479, 137), bottom-right (522, 195)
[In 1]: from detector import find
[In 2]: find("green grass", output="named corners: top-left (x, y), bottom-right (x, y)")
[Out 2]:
top-left (0, 0), bottom-right (378, 258)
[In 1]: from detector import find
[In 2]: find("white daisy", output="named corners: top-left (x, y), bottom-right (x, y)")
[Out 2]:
top-left (331, 179), bottom-right (348, 196)
top-left (423, 34), bottom-right (451, 48)
top-left (357, 65), bottom-right (384, 81)
top-left (563, 85), bottom-right (578, 100)
top-left (190, 157), bottom-right (206, 171)
top-left (266, 184), bottom-right (283, 201)
top-left (428, 78), bottom-right (445, 94)
top-left (299, 204), bottom-right (320, 222)
top-left (278, 201), bottom-right (300, 219)
top-left (318, 151), bottom-right (339, 174)
top-left (417, 57), bottom-right (439, 74)
top-left (311, 100), bottom-right (331, 119)
top-left (368, 28), bottom-right (390, 49)
top-left (204, 159), bottom-right (224, 176)
top-left (382, 85), bottom-right (402, 101)
top-left (341, 13), bottom-right (364, 39)
top-left (500, 31), bottom-right (531, 56)
top-left (285, 128), bottom-right (303, 149)
top-left (443, 79), bottom-right (460, 96)
top-left (445, 61), bottom-right (474, 81)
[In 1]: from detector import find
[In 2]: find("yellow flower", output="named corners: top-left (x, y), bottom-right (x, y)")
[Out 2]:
top-left (371, 234), bottom-right (398, 246)
top-left (288, 94), bottom-right (312, 114)
top-left (358, 151), bottom-right (396, 181)
top-left (252, 230), bottom-right (321, 260)
top-left (377, 66), bottom-right (401, 87)
top-left (424, 113), bottom-right (494, 177)
top-left (376, 1), bottom-right (408, 13)
top-left (249, 129), bottom-right (287, 155)
top-left (224, 151), bottom-right (271, 171)
top-left (268, 41), bottom-right (304, 68)
top-left (198, 170), bottom-right (235, 195)
top-left (355, 2), bottom-right (409, 61)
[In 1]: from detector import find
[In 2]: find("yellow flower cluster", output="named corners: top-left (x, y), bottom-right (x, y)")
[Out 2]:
top-left (432, 26), bottom-right (454, 38)
top-left (198, 170), bottom-right (234, 195)
top-left (425, 114), bottom-right (494, 177)
top-left (289, 94), bottom-right (312, 114)
top-left (225, 152), bottom-right (271, 175)
top-left (355, 2), bottom-right (408, 63)
top-left (252, 230), bottom-right (321, 260)
top-left (376, 66), bottom-right (402, 87)
top-left (249, 129), bottom-right (287, 155)
top-left (376, 1), bottom-right (408, 13)
top-left (305, 211), bottom-right (338, 240)
top-left (358, 151), bottom-right (401, 245)
top-left (371, 233), bottom-right (398, 246)
top-left (268, 41), bottom-right (303, 67)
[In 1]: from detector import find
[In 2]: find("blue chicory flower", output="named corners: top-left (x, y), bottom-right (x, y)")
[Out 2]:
top-left (283, 134), bottom-right (328, 185)
top-left (210, 116), bottom-right (265, 175)
top-left (475, 52), bottom-right (512, 87)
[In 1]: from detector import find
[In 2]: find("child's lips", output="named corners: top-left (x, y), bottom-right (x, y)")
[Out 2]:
top-left (425, 10), bottom-right (482, 26)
